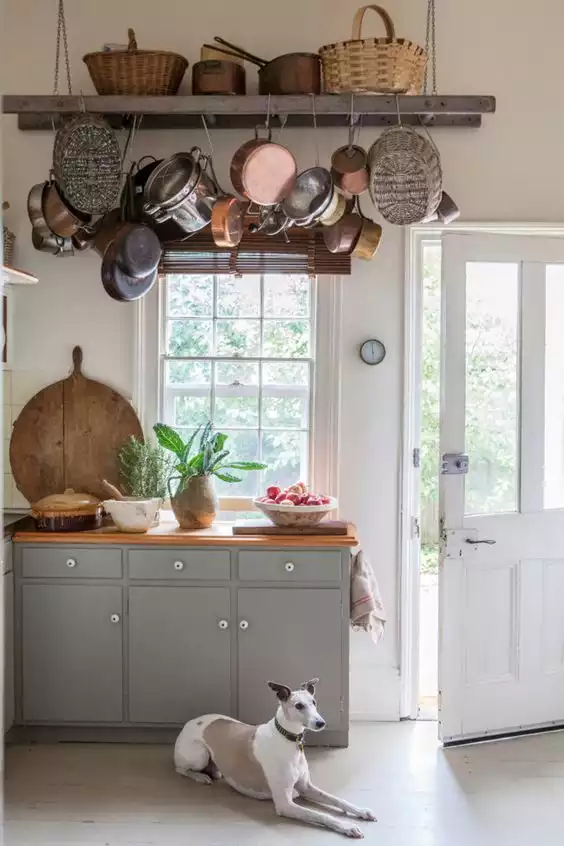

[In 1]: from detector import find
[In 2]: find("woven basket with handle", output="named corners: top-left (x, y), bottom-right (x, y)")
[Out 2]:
top-left (2, 202), bottom-right (15, 265)
top-left (83, 28), bottom-right (188, 95)
top-left (319, 4), bottom-right (427, 94)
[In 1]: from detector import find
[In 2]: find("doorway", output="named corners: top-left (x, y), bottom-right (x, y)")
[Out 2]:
top-left (402, 226), bottom-right (564, 741)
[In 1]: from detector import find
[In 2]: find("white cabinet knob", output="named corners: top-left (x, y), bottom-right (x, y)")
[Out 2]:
top-left (284, 561), bottom-right (295, 572)
top-left (239, 620), bottom-right (249, 630)
top-left (66, 558), bottom-right (77, 568)
top-left (173, 560), bottom-right (184, 571)
top-left (218, 619), bottom-right (229, 630)
top-left (110, 614), bottom-right (120, 624)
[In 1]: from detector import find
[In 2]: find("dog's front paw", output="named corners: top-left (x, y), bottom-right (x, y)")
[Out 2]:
top-left (340, 823), bottom-right (364, 839)
top-left (357, 808), bottom-right (377, 821)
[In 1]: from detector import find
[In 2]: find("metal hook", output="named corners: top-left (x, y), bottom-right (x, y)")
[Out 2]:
top-left (79, 92), bottom-right (87, 113)
top-left (201, 113), bottom-right (214, 157)
top-left (395, 94), bottom-right (402, 126)
top-left (264, 93), bottom-right (272, 131)
top-left (348, 92), bottom-right (356, 149)
top-left (277, 113), bottom-right (288, 143)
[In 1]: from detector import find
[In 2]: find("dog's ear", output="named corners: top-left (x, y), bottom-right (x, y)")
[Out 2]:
top-left (267, 681), bottom-right (292, 701)
top-left (301, 678), bottom-right (319, 695)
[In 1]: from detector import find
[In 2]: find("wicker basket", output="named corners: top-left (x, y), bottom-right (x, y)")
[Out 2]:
top-left (2, 202), bottom-right (15, 265)
top-left (83, 28), bottom-right (188, 95)
top-left (368, 125), bottom-right (442, 225)
top-left (319, 4), bottom-right (426, 95)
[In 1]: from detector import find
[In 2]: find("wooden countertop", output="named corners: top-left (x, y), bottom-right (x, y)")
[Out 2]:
top-left (13, 519), bottom-right (359, 548)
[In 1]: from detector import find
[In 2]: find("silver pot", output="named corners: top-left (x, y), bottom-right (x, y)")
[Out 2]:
top-left (282, 167), bottom-right (334, 227)
top-left (143, 149), bottom-right (219, 235)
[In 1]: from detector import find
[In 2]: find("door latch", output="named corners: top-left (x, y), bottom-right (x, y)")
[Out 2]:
top-left (441, 453), bottom-right (469, 475)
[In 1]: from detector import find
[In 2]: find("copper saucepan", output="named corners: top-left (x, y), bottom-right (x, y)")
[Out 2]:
top-left (322, 212), bottom-right (363, 255)
top-left (43, 182), bottom-right (92, 238)
top-left (331, 144), bottom-right (369, 196)
top-left (211, 195), bottom-right (245, 247)
top-left (230, 128), bottom-right (297, 207)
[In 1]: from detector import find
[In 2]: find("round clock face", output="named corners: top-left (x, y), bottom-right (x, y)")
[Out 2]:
top-left (360, 339), bottom-right (386, 365)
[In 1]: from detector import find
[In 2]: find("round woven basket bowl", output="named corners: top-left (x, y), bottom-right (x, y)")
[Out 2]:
top-left (253, 497), bottom-right (338, 528)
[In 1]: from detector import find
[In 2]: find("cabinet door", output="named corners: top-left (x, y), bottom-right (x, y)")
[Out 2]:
top-left (129, 587), bottom-right (231, 724)
top-left (4, 571), bottom-right (14, 732)
top-left (22, 584), bottom-right (123, 723)
top-left (238, 588), bottom-right (344, 728)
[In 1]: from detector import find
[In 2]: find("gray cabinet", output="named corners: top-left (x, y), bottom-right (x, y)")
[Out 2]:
top-left (22, 584), bottom-right (123, 723)
top-left (129, 586), bottom-right (231, 724)
top-left (237, 588), bottom-right (344, 728)
top-left (4, 570), bottom-right (14, 733)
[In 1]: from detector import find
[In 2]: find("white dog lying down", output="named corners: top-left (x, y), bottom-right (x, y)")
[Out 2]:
top-left (174, 678), bottom-right (376, 839)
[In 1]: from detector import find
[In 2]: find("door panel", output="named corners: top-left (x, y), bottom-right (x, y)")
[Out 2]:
top-left (439, 233), bottom-right (564, 742)
top-left (129, 586), bottom-right (231, 723)
top-left (237, 588), bottom-right (343, 728)
top-left (22, 584), bottom-right (123, 723)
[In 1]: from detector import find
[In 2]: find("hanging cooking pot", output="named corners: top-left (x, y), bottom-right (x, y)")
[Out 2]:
top-left (318, 190), bottom-right (350, 227)
top-left (281, 167), bottom-right (334, 227)
top-left (27, 182), bottom-right (53, 240)
top-left (436, 190), bottom-right (460, 224)
top-left (248, 205), bottom-right (289, 237)
top-left (211, 195), bottom-right (245, 247)
top-left (31, 226), bottom-right (74, 256)
top-left (331, 144), bottom-right (369, 196)
top-left (130, 158), bottom-right (187, 242)
top-left (351, 199), bottom-right (383, 261)
top-left (43, 182), bottom-right (92, 239)
top-left (322, 212), bottom-right (363, 255)
top-left (144, 149), bottom-right (219, 235)
top-left (230, 128), bottom-right (297, 207)
top-left (101, 223), bottom-right (161, 302)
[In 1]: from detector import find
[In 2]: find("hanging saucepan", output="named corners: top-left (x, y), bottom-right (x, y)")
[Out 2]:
top-left (43, 182), bottom-right (92, 239)
top-left (351, 199), bottom-right (383, 262)
top-left (331, 144), bottom-right (369, 196)
top-left (281, 167), bottom-right (334, 228)
top-left (31, 227), bottom-right (74, 256)
top-left (318, 191), bottom-right (352, 228)
top-left (211, 195), bottom-right (245, 247)
top-left (129, 158), bottom-right (187, 242)
top-left (230, 128), bottom-right (297, 207)
top-left (101, 223), bottom-right (161, 302)
top-left (248, 205), bottom-right (289, 238)
top-left (27, 182), bottom-right (53, 240)
top-left (322, 212), bottom-right (363, 255)
top-left (436, 190), bottom-right (460, 224)
top-left (144, 148), bottom-right (219, 235)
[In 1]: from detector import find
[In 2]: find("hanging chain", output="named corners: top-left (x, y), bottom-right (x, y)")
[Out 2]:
top-left (53, 0), bottom-right (72, 95)
top-left (424, 0), bottom-right (437, 96)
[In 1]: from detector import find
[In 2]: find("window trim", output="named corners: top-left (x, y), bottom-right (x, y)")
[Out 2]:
top-left (133, 274), bottom-right (342, 509)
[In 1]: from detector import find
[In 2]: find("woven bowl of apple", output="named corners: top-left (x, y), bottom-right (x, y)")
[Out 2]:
top-left (253, 482), bottom-right (337, 527)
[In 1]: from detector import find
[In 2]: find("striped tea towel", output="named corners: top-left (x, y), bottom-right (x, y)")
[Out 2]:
top-left (350, 548), bottom-right (386, 644)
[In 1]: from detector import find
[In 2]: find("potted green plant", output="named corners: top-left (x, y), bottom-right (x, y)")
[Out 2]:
top-left (154, 421), bottom-right (266, 529)
top-left (118, 436), bottom-right (175, 501)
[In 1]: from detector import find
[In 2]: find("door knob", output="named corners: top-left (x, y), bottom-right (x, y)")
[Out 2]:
top-left (218, 619), bottom-right (229, 630)
top-left (284, 561), bottom-right (295, 572)
top-left (66, 558), bottom-right (77, 568)
top-left (110, 614), bottom-right (120, 624)
top-left (239, 620), bottom-right (249, 630)
top-left (465, 538), bottom-right (496, 545)
top-left (173, 560), bottom-right (184, 570)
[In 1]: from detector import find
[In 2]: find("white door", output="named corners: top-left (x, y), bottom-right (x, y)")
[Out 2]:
top-left (439, 233), bottom-right (564, 743)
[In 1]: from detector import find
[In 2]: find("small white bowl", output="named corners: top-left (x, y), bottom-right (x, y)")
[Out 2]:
top-left (253, 497), bottom-right (338, 528)
top-left (103, 498), bottom-right (161, 533)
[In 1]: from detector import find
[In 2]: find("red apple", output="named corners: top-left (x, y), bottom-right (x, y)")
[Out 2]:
top-left (275, 493), bottom-right (288, 504)
top-left (266, 485), bottom-right (281, 499)
top-left (286, 493), bottom-right (301, 505)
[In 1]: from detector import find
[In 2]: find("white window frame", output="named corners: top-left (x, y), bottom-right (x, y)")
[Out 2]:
top-left (133, 274), bottom-right (342, 510)
top-left (400, 221), bottom-right (564, 721)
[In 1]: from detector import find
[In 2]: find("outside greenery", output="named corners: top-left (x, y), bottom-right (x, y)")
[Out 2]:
top-left (420, 245), bottom-right (518, 573)
top-left (164, 274), bottom-right (311, 498)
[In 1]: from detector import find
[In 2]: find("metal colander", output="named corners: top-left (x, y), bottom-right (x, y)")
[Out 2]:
top-left (368, 125), bottom-right (442, 225)
top-left (52, 114), bottom-right (123, 215)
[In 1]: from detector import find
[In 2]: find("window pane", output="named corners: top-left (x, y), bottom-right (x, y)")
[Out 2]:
top-left (166, 361), bottom-right (211, 387)
top-left (215, 396), bottom-right (259, 428)
top-left (217, 276), bottom-right (260, 317)
top-left (216, 320), bottom-right (260, 357)
top-left (216, 361), bottom-right (259, 386)
top-left (264, 275), bottom-right (309, 317)
top-left (263, 361), bottom-right (309, 387)
top-left (544, 265), bottom-right (564, 509)
top-left (167, 275), bottom-right (213, 317)
top-left (215, 430), bottom-right (260, 498)
top-left (262, 320), bottom-right (310, 358)
top-left (173, 394), bottom-right (210, 428)
top-left (262, 395), bottom-right (308, 429)
top-left (262, 431), bottom-right (307, 491)
top-left (465, 262), bottom-right (519, 515)
top-left (168, 320), bottom-right (212, 356)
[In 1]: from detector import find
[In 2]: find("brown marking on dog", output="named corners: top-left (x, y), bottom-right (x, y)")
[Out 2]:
top-left (203, 718), bottom-right (270, 797)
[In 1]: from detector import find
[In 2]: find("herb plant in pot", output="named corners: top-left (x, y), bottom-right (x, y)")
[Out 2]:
top-left (154, 421), bottom-right (266, 529)
top-left (114, 436), bottom-right (175, 526)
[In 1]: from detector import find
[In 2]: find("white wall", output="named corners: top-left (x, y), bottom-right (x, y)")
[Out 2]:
top-left (3, 0), bottom-right (564, 719)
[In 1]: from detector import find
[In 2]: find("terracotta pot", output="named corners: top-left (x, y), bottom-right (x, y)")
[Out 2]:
top-left (171, 476), bottom-right (218, 529)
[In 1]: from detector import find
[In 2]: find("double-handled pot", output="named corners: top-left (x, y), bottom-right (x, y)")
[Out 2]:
top-left (43, 182), bottom-right (92, 239)
top-left (144, 148), bottom-right (219, 235)
top-left (230, 128), bottom-right (297, 207)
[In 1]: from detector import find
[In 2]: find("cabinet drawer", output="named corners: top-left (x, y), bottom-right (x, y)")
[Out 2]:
top-left (21, 547), bottom-right (122, 579)
top-left (238, 550), bottom-right (342, 582)
top-left (128, 549), bottom-right (230, 580)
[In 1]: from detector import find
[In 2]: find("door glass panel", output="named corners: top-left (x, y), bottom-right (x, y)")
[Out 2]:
top-left (465, 262), bottom-right (519, 515)
top-left (544, 264), bottom-right (564, 509)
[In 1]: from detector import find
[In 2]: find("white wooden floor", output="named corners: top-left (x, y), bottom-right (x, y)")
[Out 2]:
top-left (3, 722), bottom-right (564, 845)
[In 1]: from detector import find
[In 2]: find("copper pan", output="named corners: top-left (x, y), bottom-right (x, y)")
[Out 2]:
top-left (230, 128), bottom-right (297, 207)
top-left (331, 144), bottom-right (369, 196)
top-left (211, 195), bottom-right (245, 247)
top-left (43, 182), bottom-right (91, 238)
top-left (322, 212), bottom-right (363, 255)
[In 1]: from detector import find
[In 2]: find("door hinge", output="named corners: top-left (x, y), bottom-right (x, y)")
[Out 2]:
top-left (437, 689), bottom-right (442, 713)
top-left (412, 447), bottom-right (420, 468)
top-left (340, 697), bottom-right (345, 713)
top-left (412, 516), bottom-right (421, 539)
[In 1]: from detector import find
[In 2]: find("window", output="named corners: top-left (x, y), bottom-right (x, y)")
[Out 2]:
top-left (158, 273), bottom-right (317, 508)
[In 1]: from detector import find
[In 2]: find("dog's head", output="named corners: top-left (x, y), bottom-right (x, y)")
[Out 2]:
top-left (267, 678), bottom-right (326, 731)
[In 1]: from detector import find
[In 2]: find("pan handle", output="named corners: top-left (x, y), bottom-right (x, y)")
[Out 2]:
top-left (213, 36), bottom-right (267, 67)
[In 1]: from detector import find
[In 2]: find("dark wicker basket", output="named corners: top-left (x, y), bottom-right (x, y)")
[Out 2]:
top-left (83, 28), bottom-right (188, 96)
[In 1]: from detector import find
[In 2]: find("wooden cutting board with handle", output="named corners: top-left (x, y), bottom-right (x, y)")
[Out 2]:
top-left (9, 346), bottom-right (143, 503)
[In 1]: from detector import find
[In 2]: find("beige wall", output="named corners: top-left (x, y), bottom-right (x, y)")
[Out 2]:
top-left (3, 0), bottom-right (564, 718)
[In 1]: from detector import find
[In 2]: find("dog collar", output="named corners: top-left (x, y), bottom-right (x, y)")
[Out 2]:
top-left (275, 717), bottom-right (305, 749)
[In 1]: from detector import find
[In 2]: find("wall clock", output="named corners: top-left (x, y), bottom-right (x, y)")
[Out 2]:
top-left (360, 339), bottom-right (386, 365)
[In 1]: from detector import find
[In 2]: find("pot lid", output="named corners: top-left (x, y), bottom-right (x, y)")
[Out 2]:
top-left (32, 488), bottom-right (102, 514)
